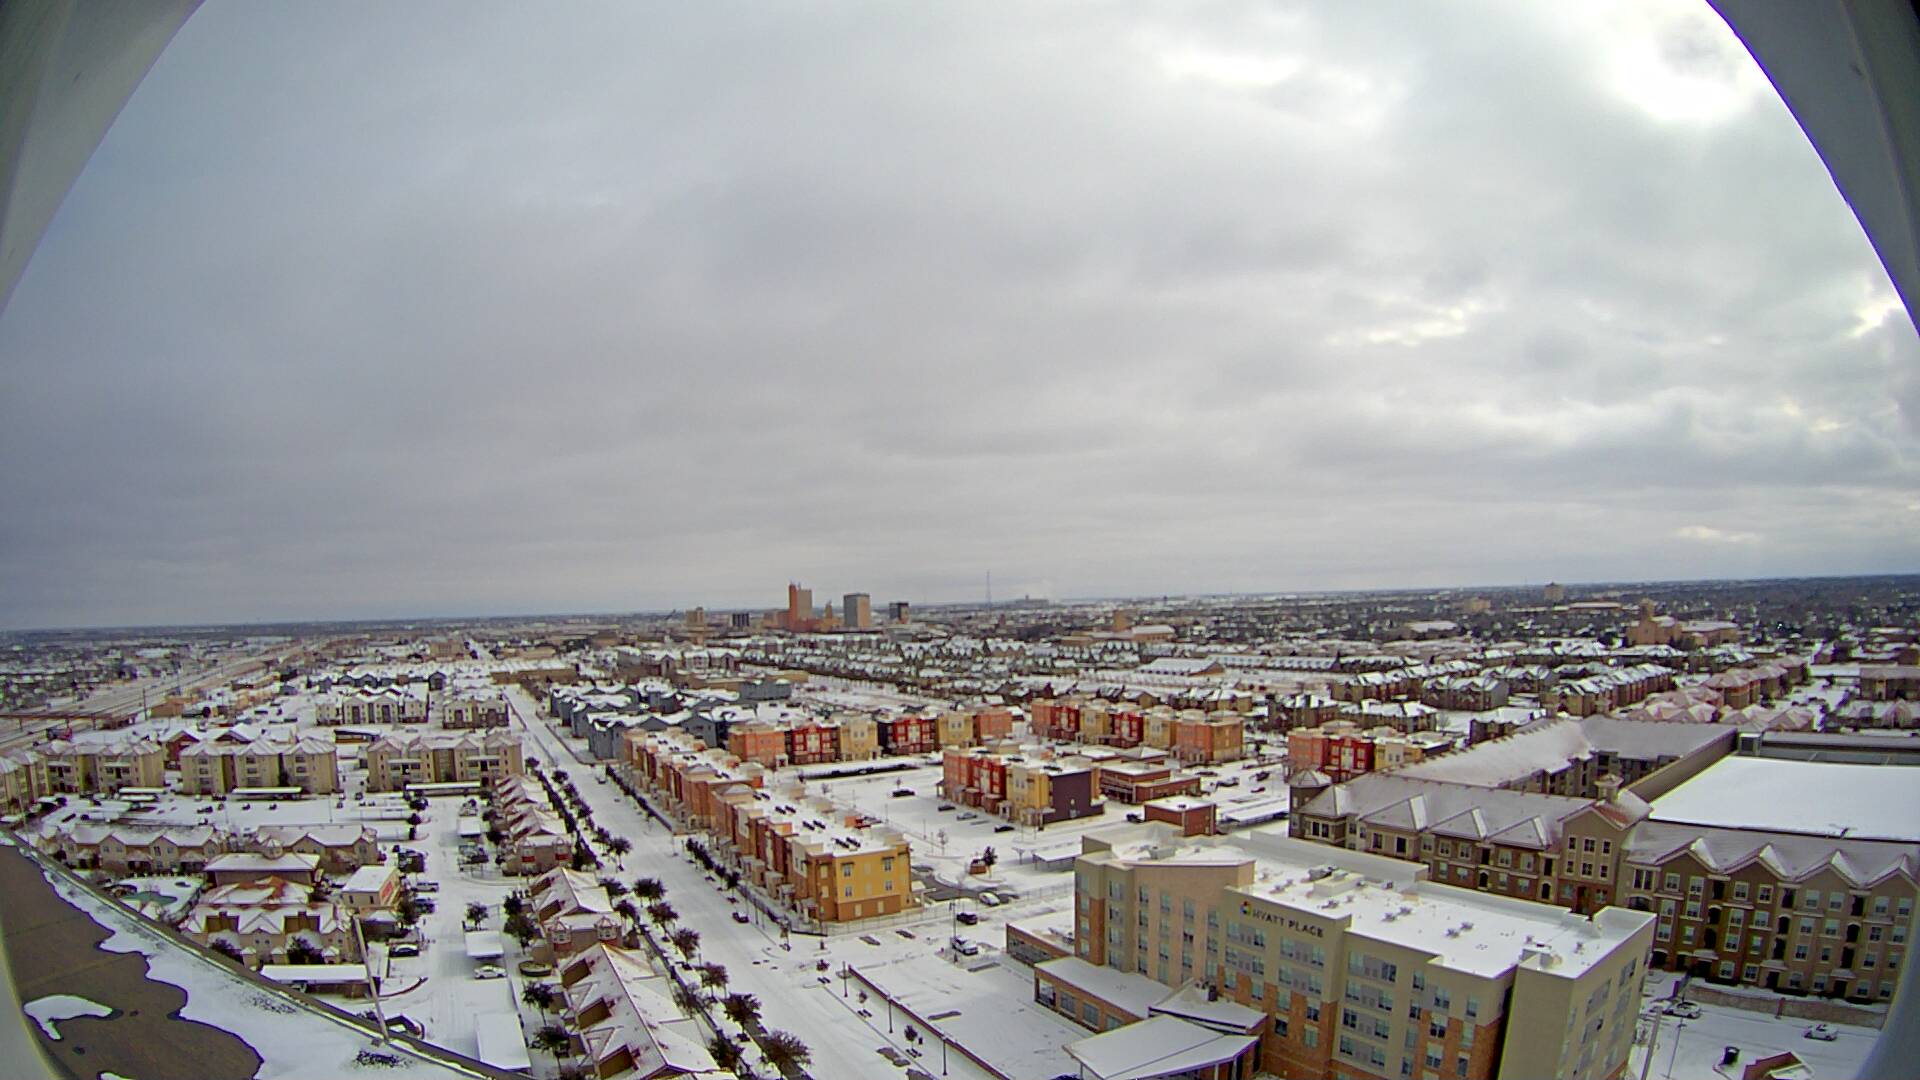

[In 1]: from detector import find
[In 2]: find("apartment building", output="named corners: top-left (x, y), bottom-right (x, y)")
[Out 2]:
top-left (1385, 715), bottom-right (1734, 801)
top-left (937, 705), bottom-right (1017, 748)
top-left (1622, 754), bottom-right (1920, 1003)
top-left (1032, 698), bottom-right (1246, 763)
top-left (1288, 771), bottom-right (1649, 915)
top-left (315, 687), bottom-right (428, 725)
top-left (363, 730), bottom-right (524, 791)
top-left (250, 824), bottom-right (380, 874)
top-left (438, 692), bottom-right (510, 728)
top-left (838, 713), bottom-right (880, 760)
top-left (942, 745), bottom-right (1105, 825)
top-left (1420, 676), bottom-right (1509, 712)
top-left (877, 713), bottom-right (938, 756)
top-left (626, 729), bottom-right (768, 830)
top-left (1546, 665), bottom-right (1680, 718)
top-left (1094, 755), bottom-right (1203, 805)
top-left (1619, 822), bottom-right (1916, 1002)
top-left (1172, 711), bottom-right (1245, 765)
top-left (181, 877), bottom-right (360, 968)
top-left (1287, 723), bottom-right (1453, 783)
top-left (1069, 825), bottom-right (1655, 1080)
top-left (180, 735), bottom-right (341, 796)
top-left (39, 736), bottom-right (165, 795)
top-left (0, 750), bottom-right (47, 813)
top-left (1006, 756), bottom-right (1103, 827)
top-left (1271, 692), bottom-right (1342, 732)
top-left (45, 823), bottom-right (229, 874)
top-left (704, 784), bottom-right (916, 923)
top-left (1855, 665), bottom-right (1920, 702)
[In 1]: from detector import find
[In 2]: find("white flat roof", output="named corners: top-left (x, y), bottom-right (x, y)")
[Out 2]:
top-left (1067, 1014), bottom-right (1256, 1080)
top-left (341, 864), bottom-right (394, 892)
top-left (464, 930), bottom-right (505, 960)
top-left (474, 1012), bottom-right (533, 1070)
top-left (1036, 957), bottom-right (1166, 1018)
top-left (1650, 756), bottom-right (1920, 842)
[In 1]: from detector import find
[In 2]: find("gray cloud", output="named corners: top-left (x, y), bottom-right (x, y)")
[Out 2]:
top-left (0, 0), bottom-right (1915, 629)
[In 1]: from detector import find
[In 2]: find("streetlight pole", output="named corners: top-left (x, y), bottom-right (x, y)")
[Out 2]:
top-left (1664, 1019), bottom-right (1687, 1079)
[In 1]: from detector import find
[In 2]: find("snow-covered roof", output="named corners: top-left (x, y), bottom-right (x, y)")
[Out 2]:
top-left (1065, 1014), bottom-right (1257, 1080)
top-left (1036, 956), bottom-right (1167, 1018)
top-left (1650, 757), bottom-right (1920, 842)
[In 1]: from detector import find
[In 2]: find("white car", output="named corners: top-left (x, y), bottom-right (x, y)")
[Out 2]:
top-left (472, 964), bottom-right (506, 980)
top-left (950, 937), bottom-right (981, 956)
top-left (1805, 1023), bottom-right (1838, 1041)
top-left (1663, 1001), bottom-right (1701, 1019)
top-left (978, 891), bottom-right (1003, 907)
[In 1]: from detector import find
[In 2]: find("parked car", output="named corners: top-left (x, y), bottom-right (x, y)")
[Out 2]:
top-left (414, 880), bottom-right (440, 893)
top-left (389, 943), bottom-right (421, 957)
top-left (955, 911), bottom-right (980, 926)
top-left (951, 937), bottom-right (981, 956)
top-left (956, 812), bottom-right (978, 821)
top-left (978, 891), bottom-right (1003, 907)
top-left (1664, 1001), bottom-right (1701, 1019)
top-left (936, 804), bottom-right (955, 812)
top-left (732, 912), bottom-right (751, 924)
top-left (1805, 1023), bottom-right (1838, 1041)
top-left (415, 898), bottom-right (437, 913)
top-left (472, 964), bottom-right (506, 980)
top-left (891, 789), bottom-right (914, 798)
top-left (994, 824), bottom-right (1015, 833)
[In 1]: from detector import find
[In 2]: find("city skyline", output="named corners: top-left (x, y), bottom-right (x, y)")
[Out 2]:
top-left (2, 1), bottom-right (1916, 630)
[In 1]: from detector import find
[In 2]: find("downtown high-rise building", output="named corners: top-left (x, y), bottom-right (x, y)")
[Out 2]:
top-left (843, 592), bottom-right (872, 630)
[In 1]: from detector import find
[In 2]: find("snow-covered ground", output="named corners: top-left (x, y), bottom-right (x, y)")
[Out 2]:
top-left (1629, 975), bottom-right (1878, 1079)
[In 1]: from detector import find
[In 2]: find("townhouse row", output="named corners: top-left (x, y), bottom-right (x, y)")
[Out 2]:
top-left (1028, 697), bottom-right (1245, 763)
top-left (40, 822), bottom-right (382, 875)
top-left (725, 705), bottom-right (1015, 769)
top-left (626, 729), bottom-right (916, 924)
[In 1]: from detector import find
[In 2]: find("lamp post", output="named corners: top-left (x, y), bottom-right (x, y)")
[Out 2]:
top-left (1664, 1019), bottom-right (1688, 1079)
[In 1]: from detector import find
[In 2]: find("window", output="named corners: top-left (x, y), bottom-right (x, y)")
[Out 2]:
top-left (842, 864), bottom-right (854, 877)
top-left (1664, 873), bottom-right (1681, 894)
top-left (1733, 882), bottom-right (1749, 902)
top-left (1804, 890), bottom-right (1821, 910)
top-left (1757, 885), bottom-right (1773, 905)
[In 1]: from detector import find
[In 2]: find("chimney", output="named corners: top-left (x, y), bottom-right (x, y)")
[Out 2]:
top-left (1596, 773), bottom-right (1621, 802)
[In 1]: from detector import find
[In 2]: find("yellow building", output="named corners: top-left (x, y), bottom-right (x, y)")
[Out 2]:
top-left (1071, 825), bottom-right (1655, 1080)
top-left (364, 731), bottom-right (524, 791)
top-left (40, 737), bottom-right (165, 795)
top-left (838, 714), bottom-right (880, 760)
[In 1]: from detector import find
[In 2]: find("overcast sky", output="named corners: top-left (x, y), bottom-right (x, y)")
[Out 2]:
top-left (2, 1), bottom-right (1916, 630)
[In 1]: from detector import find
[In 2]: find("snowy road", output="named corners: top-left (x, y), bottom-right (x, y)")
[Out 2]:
top-left (503, 686), bottom-right (1017, 1080)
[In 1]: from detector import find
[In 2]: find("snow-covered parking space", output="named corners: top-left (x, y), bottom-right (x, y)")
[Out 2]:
top-left (1629, 981), bottom-right (1878, 1079)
